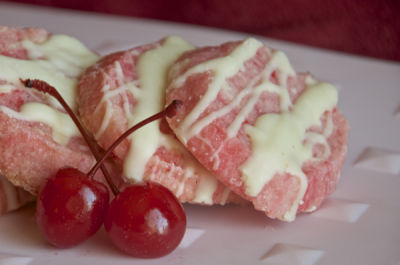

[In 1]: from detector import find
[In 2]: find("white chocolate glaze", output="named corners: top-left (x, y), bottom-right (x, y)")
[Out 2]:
top-left (0, 54), bottom-right (78, 108)
top-left (20, 102), bottom-right (80, 145)
top-left (0, 34), bottom-right (98, 145)
top-left (0, 102), bottom-right (79, 145)
top-left (242, 82), bottom-right (337, 196)
top-left (123, 36), bottom-right (194, 181)
top-left (242, 82), bottom-right (337, 221)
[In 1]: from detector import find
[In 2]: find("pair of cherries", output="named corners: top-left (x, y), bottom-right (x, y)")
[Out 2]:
top-left (22, 79), bottom-right (186, 258)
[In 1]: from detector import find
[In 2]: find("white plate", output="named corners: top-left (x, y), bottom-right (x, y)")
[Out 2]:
top-left (0, 3), bottom-right (400, 265)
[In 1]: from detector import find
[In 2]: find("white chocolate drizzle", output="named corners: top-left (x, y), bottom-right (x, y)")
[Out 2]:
top-left (0, 102), bottom-right (79, 145)
top-left (242, 82), bottom-right (337, 221)
top-left (0, 34), bottom-right (98, 145)
top-left (122, 36), bottom-right (194, 181)
top-left (172, 38), bottom-right (265, 143)
top-left (243, 82), bottom-right (338, 197)
top-left (21, 102), bottom-right (80, 145)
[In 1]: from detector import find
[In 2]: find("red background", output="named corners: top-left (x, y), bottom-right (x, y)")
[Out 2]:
top-left (3, 0), bottom-right (400, 62)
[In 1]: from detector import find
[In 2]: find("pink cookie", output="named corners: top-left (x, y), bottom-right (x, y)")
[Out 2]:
top-left (78, 36), bottom-right (243, 205)
top-left (0, 26), bottom-right (99, 194)
top-left (166, 38), bottom-right (349, 221)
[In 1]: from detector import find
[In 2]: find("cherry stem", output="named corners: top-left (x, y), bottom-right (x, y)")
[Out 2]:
top-left (21, 78), bottom-right (119, 195)
top-left (87, 99), bottom-right (182, 181)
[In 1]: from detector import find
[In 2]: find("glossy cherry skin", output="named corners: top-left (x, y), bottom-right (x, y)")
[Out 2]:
top-left (104, 182), bottom-right (186, 258)
top-left (36, 167), bottom-right (109, 248)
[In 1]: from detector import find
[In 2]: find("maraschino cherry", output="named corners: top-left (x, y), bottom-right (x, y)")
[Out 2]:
top-left (35, 167), bottom-right (109, 248)
top-left (22, 79), bottom-right (186, 257)
top-left (104, 178), bottom-right (186, 258)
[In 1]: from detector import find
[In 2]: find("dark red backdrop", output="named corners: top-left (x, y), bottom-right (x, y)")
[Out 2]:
top-left (4, 0), bottom-right (400, 62)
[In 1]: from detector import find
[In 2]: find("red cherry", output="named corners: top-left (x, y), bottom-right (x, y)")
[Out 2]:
top-left (104, 182), bottom-right (186, 258)
top-left (36, 167), bottom-right (109, 248)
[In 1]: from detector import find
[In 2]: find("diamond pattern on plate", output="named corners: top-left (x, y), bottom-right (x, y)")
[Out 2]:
top-left (260, 243), bottom-right (324, 265)
top-left (354, 147), bottom-right (400, 174)
top-left (310, 198), bottom-right (369, 223)
top-left (178, 228), bottom-right (205, 248)
top-left (0, 253), bottom-right (32, 265)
